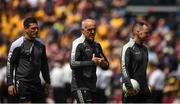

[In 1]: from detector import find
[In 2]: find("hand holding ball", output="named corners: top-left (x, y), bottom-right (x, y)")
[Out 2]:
top-left (122, 79), bottom-right (140, 96)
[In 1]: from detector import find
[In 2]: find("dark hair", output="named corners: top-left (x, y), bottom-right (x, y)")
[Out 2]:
top-left (132, 20), bottom-right (151, 34)
top-left (133, 20), bottom-right (150, 30)
top-left (23, 17), bottom-right (38, 28)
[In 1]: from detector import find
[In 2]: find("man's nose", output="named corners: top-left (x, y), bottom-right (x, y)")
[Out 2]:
top-left (34, 28), bottom-right (38, 32)
top-left (91, 29), bottom-right (95, 34)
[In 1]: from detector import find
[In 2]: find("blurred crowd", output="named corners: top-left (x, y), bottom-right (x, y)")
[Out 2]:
top-left (0, 0), bottom-right (180, 103)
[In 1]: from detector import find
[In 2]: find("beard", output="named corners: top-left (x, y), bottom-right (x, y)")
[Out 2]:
top-left (29, 32), bottom-right (37, 39)
top-left (86, 36), bottom-right (94, 44)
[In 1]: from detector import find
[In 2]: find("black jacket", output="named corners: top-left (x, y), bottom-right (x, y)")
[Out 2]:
top-left (70, 34), bottom-right (109, 92)
top-left (121, 38), bottom-right (150, 94)
top-left (7, 36), bottom-right (50, 86)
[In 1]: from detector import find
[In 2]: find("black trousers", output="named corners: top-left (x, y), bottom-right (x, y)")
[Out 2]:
top-left (0, 83), bottom-right (8, 103)
top-left (122, 91), bottom-right (152, 103)
top-left (53, 87), bottom-right (67, 103)
top-left (151, 90), bottom-right (163, 103)
top-left (72, 89), bottom-right (96, 103)
top-left (15, 81), bottom-right (45, 103)
top-left (93, 88), bottom-right (107, 103)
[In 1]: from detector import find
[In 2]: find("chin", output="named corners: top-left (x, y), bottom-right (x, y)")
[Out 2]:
top-left (90, 38), bottom-right (94, 41)
top-left (31, 36), bottom-right (36, 40)
top-left (91, 39), bottom-right (94, 42)
top-left (33, 35), bottom-right (37, 38)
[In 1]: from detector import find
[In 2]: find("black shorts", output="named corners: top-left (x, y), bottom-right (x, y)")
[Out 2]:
top-left (16, 81), bottom-right (45, 103)
top-left (72, 89), bottom-right (93, 103)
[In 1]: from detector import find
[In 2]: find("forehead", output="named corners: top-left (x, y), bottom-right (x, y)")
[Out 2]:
top-left (28, 23), bottom-right (38, 28)
top-left (142, 25), bottom-right (149, 31)
top-left (84, 20), bottom-right (96, 28)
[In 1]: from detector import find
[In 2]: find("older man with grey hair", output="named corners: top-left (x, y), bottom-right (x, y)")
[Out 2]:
top-left (70, 18), bottom-right (109, 103)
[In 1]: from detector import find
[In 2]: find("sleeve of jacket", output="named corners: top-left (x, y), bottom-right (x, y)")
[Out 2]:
top-left (41, 45), bottom-right (50, 84)
top-left (6, 44), bottom-right (19, 86)
top-left (121, 47), bottom-right (133, 89)
top-left (70, 43), bottom-right (95, 69)
top-left (97, 43), bottom-right (109, 70)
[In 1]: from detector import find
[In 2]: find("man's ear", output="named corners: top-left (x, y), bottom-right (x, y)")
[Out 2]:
top-left (81, 28), bottom-right (84, 31)
top-left (24, 26), bottom-right (28, 29)
top-left (24, 27), bottom-right (29, 33)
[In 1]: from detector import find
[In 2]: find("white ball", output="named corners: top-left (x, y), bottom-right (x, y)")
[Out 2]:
top-left (122, 79), bottom-right (140, 93)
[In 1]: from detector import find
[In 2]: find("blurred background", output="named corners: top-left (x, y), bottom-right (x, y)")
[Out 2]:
top-left (0, 0), bottom-right (180, 103)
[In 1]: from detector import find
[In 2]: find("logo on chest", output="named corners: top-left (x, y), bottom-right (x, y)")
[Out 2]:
top-left (133, 51), bottom-right (142, 61)
top-left (85, 48), bottom-right (91, 52)
top-left (84, 47), bottom-right (93, 57)
top-left (135, 51), bottom-right (141, 55)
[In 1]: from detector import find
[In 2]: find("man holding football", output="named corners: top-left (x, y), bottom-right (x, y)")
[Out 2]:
top-left (121, 20), bottom-right (151, 103)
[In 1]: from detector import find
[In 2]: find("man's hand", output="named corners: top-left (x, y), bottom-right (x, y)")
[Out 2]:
top-left (97, 54), bottom-right (108, 67)
top-left (92, 54), bottom-right (101, 65)
top-left (126, 88), bottom-right (138, 96)
top-left (92, 54), bottom-right (108, 67)
top-left (8, 84), bottom-right (16, 96)
top-left (44, 83), bottom-right (51, 95)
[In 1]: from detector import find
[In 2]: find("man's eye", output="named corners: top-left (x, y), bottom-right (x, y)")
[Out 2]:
top-left (87, 29), bottom-right (91, 31)
top-left (31, 27), bottom-right (38, 30)
top-left (145, 32), bottom-right (149, 35)
top-left (87, 28), bottom-right (96, 31)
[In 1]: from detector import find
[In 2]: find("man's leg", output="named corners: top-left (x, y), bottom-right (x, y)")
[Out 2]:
top-left (53, 87), bottom-right (67, 103)
top-left (72, 89), bottom-right (92, 103)
top-left (30, 83), bottom-right (46, 103)
top-left (122, 92), bottom-right (152, 103)
top-left (16, 81), bottom-right (31, 103)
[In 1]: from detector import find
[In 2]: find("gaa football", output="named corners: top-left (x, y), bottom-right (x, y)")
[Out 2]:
top-left (122, 79), bottom-right (140, 93)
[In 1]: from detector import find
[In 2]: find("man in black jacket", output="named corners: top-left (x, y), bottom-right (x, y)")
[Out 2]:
top-left (7, 17), bottom-right (50, 103)
top-left (70, 18), bottom-right (109, 103)
top-left (121, 20), bottom-right (151, 103)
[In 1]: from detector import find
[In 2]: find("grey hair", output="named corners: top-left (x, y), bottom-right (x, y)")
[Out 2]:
top-left (81, 20), bottom-right (86, 29)
top-left (81, 19), bottom-right (96, 29)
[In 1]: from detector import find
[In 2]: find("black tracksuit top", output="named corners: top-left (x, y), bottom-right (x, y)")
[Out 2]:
top-left (7, 36), bottom-right (50, 85)
top-left (70, 34), bottom-right (109, 92)
top-left (121, 38), bottom-right (150, 94)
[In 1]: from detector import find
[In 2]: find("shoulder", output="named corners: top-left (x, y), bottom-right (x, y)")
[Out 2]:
top-left (35, 38), bottom-right (45, 47)
top-left (10, 36), bottom-right (24, 49)
top-left (142, 44), bottom-right (148, 51)
top-left (94, 41), bottom-right (100, 45)
top-left (72, 35), bottom-right (85, 44)
top-left (122, 40), bottom-right (135, 51)
top-left (35, 38), bottom-right (44, 45)
top-left (93, 41), bottom-right (102, 49)
top-left (143, 44), bottom-right (148, 48)
top-left (72, 35), bottom-right (85, 48)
